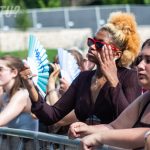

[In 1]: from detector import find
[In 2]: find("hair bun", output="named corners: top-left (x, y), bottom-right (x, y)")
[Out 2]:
top-left (103, 11), bottom-right (140, 67)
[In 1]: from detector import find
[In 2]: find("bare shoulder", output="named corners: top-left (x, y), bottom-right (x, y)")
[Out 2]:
top-left (11, 89), bottom-right (29, 103)
top-left (16, 89), bottom-right (29, 96)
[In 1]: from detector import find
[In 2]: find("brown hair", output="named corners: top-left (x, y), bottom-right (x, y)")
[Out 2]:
top-left (101, 11), bottom-right (140, 67)
top-left (0, 55), bottom-right (25, 98)
top-left (141, 39), bottom-right (150, 49)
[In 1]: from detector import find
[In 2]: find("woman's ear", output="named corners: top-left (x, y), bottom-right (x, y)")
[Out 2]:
top-left (114, 51), bottom-right (122, 60)
top-left (11, 68), bottom-right (18, 78)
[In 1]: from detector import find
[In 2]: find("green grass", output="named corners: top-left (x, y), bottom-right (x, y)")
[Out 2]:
top-left (0, 49), bottom-right (58, 62)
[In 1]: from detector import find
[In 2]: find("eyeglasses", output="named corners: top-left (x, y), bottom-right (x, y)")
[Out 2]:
top-left (0, 67), bottom-right (11, 72)
top-left (134, 55), bottom-right (150, 66)
top-left (87, 38), bottom-right (118, 51)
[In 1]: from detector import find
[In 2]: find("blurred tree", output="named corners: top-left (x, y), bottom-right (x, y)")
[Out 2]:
top-left (48, 0), bottom-right (61, 7)
top-left (15, 10), bottom-right (32, 31)
top-left (102, 0), bottom-right (144, 4)
top-left (0, 0), bottom-right (149, 8)
top-left (15, 3), bottom-right (32, 31)
top-left (144, 0), bottom-right (150, 4)
top-left (0, 0), bottom-right (61, 8)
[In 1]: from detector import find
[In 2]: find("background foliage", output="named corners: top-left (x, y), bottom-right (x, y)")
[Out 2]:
top-left (0, 0), bottom-right (150, 9)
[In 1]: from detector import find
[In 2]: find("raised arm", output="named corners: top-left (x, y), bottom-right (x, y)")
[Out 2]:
top-left (20, 64), bottom-right (80, 125)
top-left (97, 45), bottom-right (141, 115)
top-left (108, 69), bottom-right (141, 116)
top-left (46, 63), bottom-right (60, 105)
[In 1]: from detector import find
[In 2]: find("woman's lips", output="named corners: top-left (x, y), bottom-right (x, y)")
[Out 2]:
top-left (138, 73), bottom-right (146, 79)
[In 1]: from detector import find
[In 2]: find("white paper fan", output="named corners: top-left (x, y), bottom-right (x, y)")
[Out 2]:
top-left (27, 35), bottom-right (52, 97)
top-left (57, 48), bottom-right (81, 84)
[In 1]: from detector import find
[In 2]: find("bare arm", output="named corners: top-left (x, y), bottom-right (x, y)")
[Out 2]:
top-left (144, 130), bottom-right (150, 150)
top-left (55, 110), bottom-right (78, 126)
top-left (69, 92), bottom-right (150, 139)
top-left (110, 91), bottom-right (150, 129)
top-left (0, 89), bottom-right (28, 126)
top-left (81, 128), bottom-right (150, 149)
top-left (46, 63), bottom-right (60, 105)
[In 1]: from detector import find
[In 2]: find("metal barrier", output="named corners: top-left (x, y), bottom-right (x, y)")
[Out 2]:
top-left (0, 127), bottom-right (80, 150)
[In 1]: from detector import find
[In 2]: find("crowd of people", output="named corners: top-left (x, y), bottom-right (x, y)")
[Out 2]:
top-left (0, 11), bottom-right (150, 150)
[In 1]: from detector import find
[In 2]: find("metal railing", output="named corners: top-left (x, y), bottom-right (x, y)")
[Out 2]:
top-left (0, 127), bottom-right (80, 150)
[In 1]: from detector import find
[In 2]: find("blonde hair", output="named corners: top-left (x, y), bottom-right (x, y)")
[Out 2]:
top-left (101, 11), bottom-right (140, 67)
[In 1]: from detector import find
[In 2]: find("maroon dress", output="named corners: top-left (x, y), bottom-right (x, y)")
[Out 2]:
top-left (31, 67), bottom-right (141, 125)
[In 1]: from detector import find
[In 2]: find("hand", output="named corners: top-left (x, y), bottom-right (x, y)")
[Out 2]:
top-left (80, 133), bottom-right (102, 150)
top-left (47, 63), bottom-right (60, 90)
top-left (97, 45), bottom-right (119, 87)
top-left (20, 63), bottom-right (35, 88)
top-left (20, 62), bottom-right (38, 102)
top-left (68, 122), bottom-right (93, 139)
top-left (59, 78), bottom-right (70, 95)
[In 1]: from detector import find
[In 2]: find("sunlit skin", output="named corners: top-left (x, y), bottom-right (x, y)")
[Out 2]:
top-left (87, 29), bottom-right (119, 65)
top-left (0, 60), bottom-right (16, 92)
top-left (85, 29), bottom-right (122, 89)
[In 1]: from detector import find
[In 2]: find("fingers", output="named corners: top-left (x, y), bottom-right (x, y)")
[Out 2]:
top-left (101, 45), bottom-right (113, 63)
top-left (68, 122), bottom-right (88, 139)
top-left (108, 45), bottom-right (114, 61)
top-left (50, 63), bottom-right (60, 78)
top-left (20, 68), bottom-right (33, 80)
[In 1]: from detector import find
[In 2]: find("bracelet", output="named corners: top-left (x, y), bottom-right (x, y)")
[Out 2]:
top-left (46, 89), bottom-right (57, 96)
top-left (144, 130), bottom-right (150, 140)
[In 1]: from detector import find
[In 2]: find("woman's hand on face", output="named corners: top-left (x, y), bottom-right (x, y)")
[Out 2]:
top-left (97, 45), bottom-right (119, 87)
top-left (68, 122), bottom-right (93, 139)
top-left (80, 133), bottom-right (103, 150)
top-left (59, 78), bottom-right (70, 95)
top-left (47, 63), bottom-right (60, 90)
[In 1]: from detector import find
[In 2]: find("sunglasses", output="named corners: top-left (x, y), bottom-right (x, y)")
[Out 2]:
top-left (134, 55), bottom-right (150, 66)
top-left (87, 38), bottom-right (118, 51)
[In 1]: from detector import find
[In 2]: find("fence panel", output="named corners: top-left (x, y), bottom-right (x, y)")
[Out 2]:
top-left (0, 127), bottom-right (80, 150)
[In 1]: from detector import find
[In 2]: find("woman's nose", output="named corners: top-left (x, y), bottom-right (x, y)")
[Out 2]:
top-left (90, 44), bottom-right (96, 50)
top-left (137, 59), bottom-right (146, 69)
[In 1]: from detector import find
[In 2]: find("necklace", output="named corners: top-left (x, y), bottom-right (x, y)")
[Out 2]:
top-left (92, 75), bottom-right (106, 89)
top-left (91, 75), bottom-right (106, 104)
